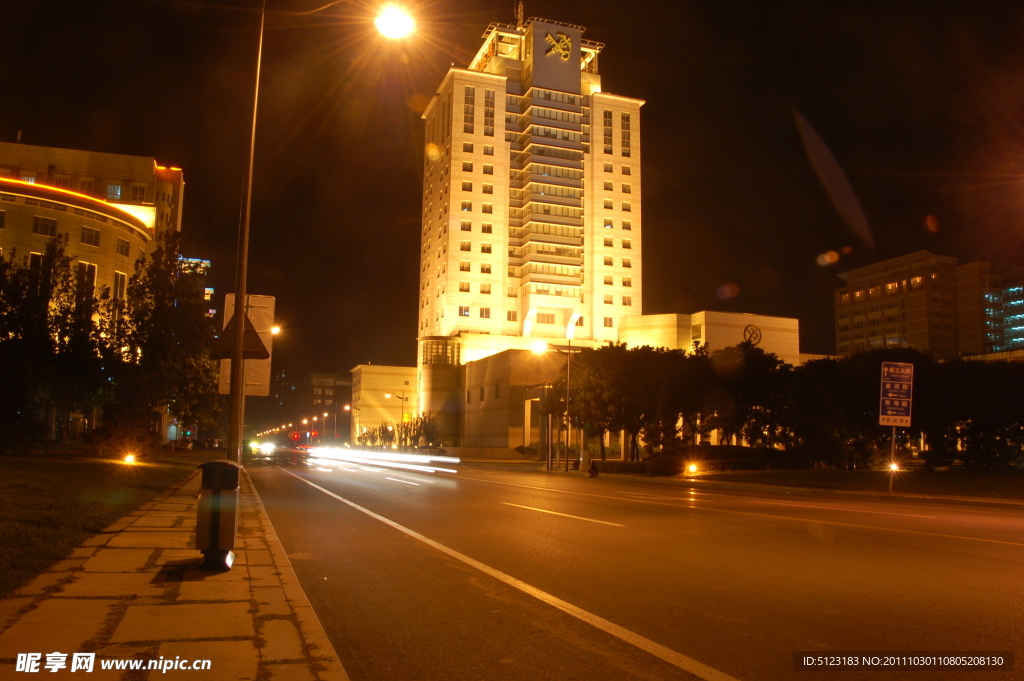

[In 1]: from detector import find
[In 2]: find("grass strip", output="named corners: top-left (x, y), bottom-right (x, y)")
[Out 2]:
top-left (0, 456), bottom-right (193, 598)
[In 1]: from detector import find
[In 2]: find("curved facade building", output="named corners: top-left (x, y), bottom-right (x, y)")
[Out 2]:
top-left (0, 177), bottom-right (153, 298)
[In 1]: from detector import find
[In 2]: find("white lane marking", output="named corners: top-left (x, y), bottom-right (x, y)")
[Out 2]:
top-left (446, 475), bottom-right (1024, 547)
top-left (386, 477), bottom-right (420, 486)
top-left (618, 491), bottom-right (937, 519)
top-left (502, 502), bottom-right (625, 527)
top-left (281, 468), bottom-right (739, 681)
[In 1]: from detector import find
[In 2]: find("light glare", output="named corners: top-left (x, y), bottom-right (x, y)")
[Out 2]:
top-left (375, 5), bottom-right (415, 39)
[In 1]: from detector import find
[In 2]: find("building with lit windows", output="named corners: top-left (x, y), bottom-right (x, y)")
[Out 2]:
top-left (0, 141), bottom-right (184, 303)
top-left (416, 16), bottom-right (643, 436)
top-left (834, 251), bottom-right (1024, 358)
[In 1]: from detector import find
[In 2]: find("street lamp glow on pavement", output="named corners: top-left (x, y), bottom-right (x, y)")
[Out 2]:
top-left (375, 5), bottom-right (415, 39)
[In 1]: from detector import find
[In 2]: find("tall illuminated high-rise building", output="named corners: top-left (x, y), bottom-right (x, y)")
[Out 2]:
top-left (417, 17), bottom-right (644, 427)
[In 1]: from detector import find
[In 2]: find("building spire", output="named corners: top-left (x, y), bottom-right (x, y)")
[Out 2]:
top-left (516, 2), bottom-right (524, 30)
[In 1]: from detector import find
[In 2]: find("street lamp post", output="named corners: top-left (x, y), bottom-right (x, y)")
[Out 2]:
top-left (384, 391), bottom-right (409, 445)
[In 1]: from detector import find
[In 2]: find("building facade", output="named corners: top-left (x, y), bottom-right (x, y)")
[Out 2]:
top-left (416, 16), bottom-right (644, 441)
top-left (835, 251), bottom-right (1022, 358)
top-left (0, 141), bottom-right (184, 308)
top-left (350, 365), bottom-right (418, 443)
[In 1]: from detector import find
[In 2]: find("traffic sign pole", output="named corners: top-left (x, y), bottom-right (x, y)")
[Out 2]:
top-left (889, 426), bottom-right (896, 494)
top-left (880, 362), bottom-right (913, 495)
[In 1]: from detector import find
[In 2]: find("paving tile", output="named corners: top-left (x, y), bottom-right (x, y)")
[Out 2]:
top-left (252, 587), bottom-right (290, 617)
top-left (13, 571), bottom-right (70, 596)
top-left (128, 516), bottom-right (179, 528)
top-left (0, 597), bottom-right (35, 629)
top-left (154, 640), bottom-right (258, 680)
top-left (81, 534), bottom-right (111, 547)
top-left (247, 566), bottom-right (280, 586)
top-left (70, 547), bottom-right (99, 559)
top-left (153, 503), bottom-right (191, 512)
top-left (110, 602), bottom-right (252, 642)
top-left (82, 549), bottom-right (153, 573)
top-left (0, 599), bottom-right (112, 657)
top-left (176, 579), bottom-right (251, 601)
top-left (48, 557), bottom-right (88, 571)
top-left (58, 572), bottom-right (168, 599)
top-left (245, 549), bottom-right (274, 566)
top-left (154, 549), bottom-right (203, 566)
top-left (265, 663), bottom-right (317, 681)
top-left (259, 619), bottom-right (304, 661)
top-left (107, 531), bottom-right (193, 549)
top-left (181, 567), bottom-right (248, 583)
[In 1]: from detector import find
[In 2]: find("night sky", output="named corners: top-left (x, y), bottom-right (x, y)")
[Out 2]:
top-left (5, 1), bottom-right (1024, 387)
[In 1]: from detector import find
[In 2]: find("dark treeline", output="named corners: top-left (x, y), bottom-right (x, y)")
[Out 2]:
top-left (0, 231), bottom-right (220, 455)
top-left (555, 343), bottom-right (1024, 469)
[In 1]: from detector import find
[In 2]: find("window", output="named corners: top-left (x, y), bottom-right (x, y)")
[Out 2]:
top-left (113, 272), bottom-right (127, 301)
top-left (480, 283), bottom-right (491, 294)
top-left (481, 263), bottom-right (491, 273)
top-left (107, 184), bottom-right (122, 200)
top-left (622, 220), bottom-right (631, 231)
top-left (53, 177), bottom-right (70, 189)
top-left (460, 261), bottom-right (471, 271)
top-left (483, 164), bottom-right (493, 175)
top-left (537, 313), bottom-right (555, 324)
top-left (604, 218), bottom-right (613, 229)
top-left (467, 390), bottom-right (472, 404)
top-left (461, 220), bottom-right (472, 231)
top-left (481, 243), bottom-right (492, 253)
top-left (21, 173), bottom-right (36, 183)
top-left (0, 211), bottom-right (5, 229)
top-left (33, 216), bottom-right (57, 237)
top-left (603, 181), bottom-right (613, 191)
top-left (621, 112), bottom-right (631, 157)
top-left (622, 165), bottom-right (631, 175)
top-left (604, 237), bottom-right (614, 247)
top-left (463, 142), bottom-right (474, 152)
top-left (494, 384), bottom-right (500, 399)
top-left (116, 238), bottom-right (130, 257)
top-left (622, 277), bottom-right (632, 287)
top-left (604, 275), bottom-right (613, 285)
top-left (622, 296), bottom-right (632, 306)
top-left (81, 226), bottom-right (100, 247)
top-left (482, 203), bottom-right (493, 213)
top-left (603, 199), bottom-right (613, 209)
top-left (910, 276), bottom-right (924, 290)
top-left (604, 162), bottom-right (613, 172)
top-left (604, 317), bottom-right (614, 328)
top-left (77, 262), bottom-right (97, 298)
top-left (461, 201), bottom-right (472, 211)
top-left (483, 145), bottom-right (494, 155)
top-left (463, 162), bottom-right (473, 172)
top-left (480, 307), bottom-right (491, 318)
top-left (604, 256), bottom-right (613, 266)
top-left (484, 89), bottom-right (495, 136)
top-left (131, 185), bottom-right (146, 202)
top-left (622, 202), bottom-right (631, 212)
top-left (463, 85), bottom-right (475, 134)
top-left (604, 295), bottom-right (613, 304)
top-left (622, 258), bottom-right (632, 268)
top-left (507, 311), bottom-right (517, 321)
top-left (622, 239), bottom-right (631, 249)
top-left (313, 388), bottom-right (322, 395)
top-left (462, 181), bottom-right (473, 191)
top-left (482, 183), bottom-right (493, 194)
top-left (603, 110), bottom-right (613, 154)
top-left (479, 386), bottom-right (486, 401)
top-left (459, 306), bottom-right (470, 316)
top-left (79, 179), bottom-right (95, 195)
top-left (460, 241), bottom-right (471, 251)
top-left (481, 223), bottom-right (492, 233)
top-left (840, 292), bottom-right (851, 305)
top-left (459, 281), bottom-right (470, 292)
top-left (621, 184), bottom-right (631, 193)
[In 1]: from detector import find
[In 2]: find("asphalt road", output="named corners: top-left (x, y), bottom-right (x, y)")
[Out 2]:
top-left (248, 459), bottom-right (1024, 681)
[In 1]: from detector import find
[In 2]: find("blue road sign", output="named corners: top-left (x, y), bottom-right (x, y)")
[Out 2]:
top-left (880, 362), bottom-right (913, 427)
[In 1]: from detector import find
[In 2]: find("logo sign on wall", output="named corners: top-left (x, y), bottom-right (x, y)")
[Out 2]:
top-left (545, 32), bottom-right (572, 60)
top-left (743, 324), bottom-right (762, 346)
top-left (879, 362), bottom-right (913, 427)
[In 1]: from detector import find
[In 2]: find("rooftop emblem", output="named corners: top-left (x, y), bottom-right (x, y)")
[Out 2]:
top-left (545, 32), bottom-right (571, 61)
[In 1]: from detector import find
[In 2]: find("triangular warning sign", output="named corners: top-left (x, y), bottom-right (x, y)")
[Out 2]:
top-left (210, 313), bottom-right (270, 360)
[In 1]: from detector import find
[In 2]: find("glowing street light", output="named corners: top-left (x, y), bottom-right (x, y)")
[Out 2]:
top-left (271, 326), bottom-right (281, 335)
top-left (375, 5), bottom-right (415, 39)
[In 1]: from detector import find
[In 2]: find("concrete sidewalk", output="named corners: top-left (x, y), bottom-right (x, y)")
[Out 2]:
top-left (0, 469), bottom-right (349, 680)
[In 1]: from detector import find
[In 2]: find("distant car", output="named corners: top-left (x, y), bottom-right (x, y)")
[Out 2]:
top-left (243, 441), bottom-right (277, 466)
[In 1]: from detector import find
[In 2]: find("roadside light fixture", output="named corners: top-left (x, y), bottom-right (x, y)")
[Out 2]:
top-left (375, 4), bottom-right (415, 39)
top-left (531, 340), bottom-right (549, 354)
top-left (344, 404), bottom-right (351, 411)
top-left (124, 454), bottom-right (136, 464)
top-left (270, 326), bottom-right (281, 335)
top-left (302, 419), bottom-right (308, 425)
top-left (687, 463), bottom-right (698, 474)
top-left (889, 462), bottom-right (900, 472)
